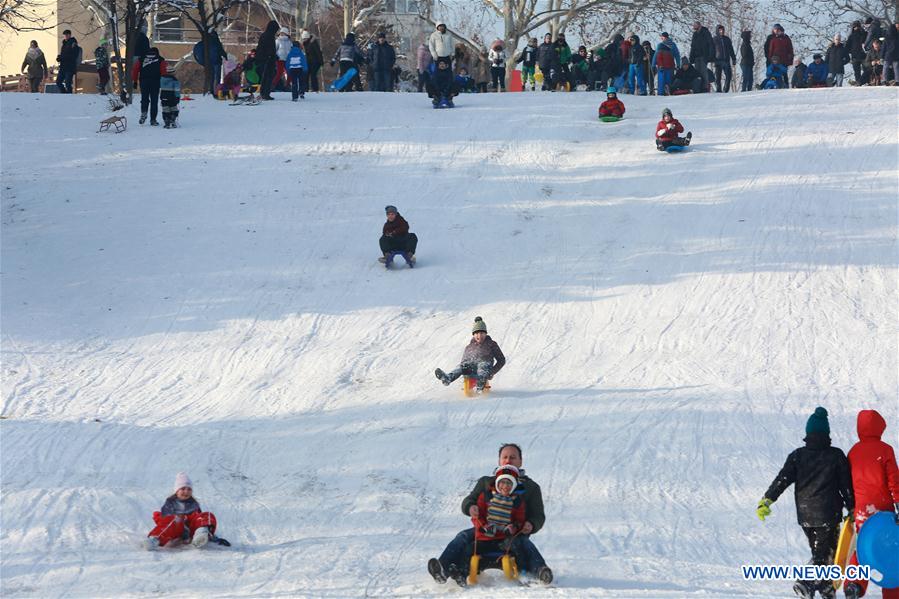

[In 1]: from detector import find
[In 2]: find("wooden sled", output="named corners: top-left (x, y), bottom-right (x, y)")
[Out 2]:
top-left (98, 116), bottom-right (127, 133)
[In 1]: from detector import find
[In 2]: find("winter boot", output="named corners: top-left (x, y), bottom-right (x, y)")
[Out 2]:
top-left (815, 581), bottom-right (836, 599)
top-left (435, 368), bottom-right (451, 386)
top-left (432, 97), bottom-right (440, 108)
top-left (192, 526), bottom-right (209, 548)
top-left (428, 558), bottom-right (447, 583)
top-left (402, 252), bottom-right (415, 267)
top-left (537, 566), bottom-right (553, 585)
top-left (685, 131), bottom-right (693, 146)
top-left (844, 582), bottom-right (862, 599)
top-left (792, 581), bottom-right (814, 599)
top-left (446, 564), bottom-right (467, 587)
top-left (164, 122), bottom-right (171, 129)
top-left (139, 113), bottom-right (147, 124)
top-left (150, 119), bottom-right (159, 126)
top-left (145, 536), bottom-right (160, 551)
top-left (446, 97), bottom-right (454, 107)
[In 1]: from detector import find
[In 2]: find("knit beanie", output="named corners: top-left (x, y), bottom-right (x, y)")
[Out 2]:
top-left (472, 316), bottom-right (487, 334)
top-left (494, 465), bottom-right (519, 495)
top-left (173, 472), bottom-right (193, 493)
top-left (805, 407), bottom-right (830, 436)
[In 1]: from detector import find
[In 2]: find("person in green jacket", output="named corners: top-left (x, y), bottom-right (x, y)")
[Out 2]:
top-left (556, 33), bottom-right (572, 89)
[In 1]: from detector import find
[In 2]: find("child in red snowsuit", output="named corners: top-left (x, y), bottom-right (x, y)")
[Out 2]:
top-left (146, 472), bottom-right (223, 549)
top-left (655, 107), bottom-right (691, 150)
top-left (843, 410), bottom-right (899, 599)
top-left (598, 87), bottom-right (626, 118)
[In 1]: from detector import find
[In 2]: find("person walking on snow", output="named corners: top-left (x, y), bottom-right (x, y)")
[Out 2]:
top-left (21, 40), bottom-right (48, 93)
top-left (598, 86), bottom-right (625, 118)
top-left (286, 41), bottom-right (307, 100)
top-left (842, 410), bottom-right (899, 599)
top-left (378, 205), bottom-right (417, 265)
top-left (756, 407), bottom-right (854, 599)
top-left (94, 38), bottom-right (110, 94)
top-left (370, 32), bottom-right (396, 92)
top-left (146, 472), bottom-right (228, 550)
top-left (428, 444), bottom-right (552, 586)
top-left (56, 29), bottom-right (79, 93)
top-left (330, 32), bottom-right (365, 92)
top-left (132, 47), bottom-right (166, 125)
top-left (655, 108), bottom-right (691, 150)
top-left (435, 317), bottom-right (505, 393)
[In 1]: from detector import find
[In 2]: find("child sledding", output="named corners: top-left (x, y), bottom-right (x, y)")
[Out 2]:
top-left (426, 58), bottom-right (460, 108)
top-left (655, 108), bottom-right (692, 151)
top-left (598, 86), bottom-right (625, 121)
top-left (146, 472), bottom-right (230, 550)
top-left (435, 316), bottom-right (505, 395)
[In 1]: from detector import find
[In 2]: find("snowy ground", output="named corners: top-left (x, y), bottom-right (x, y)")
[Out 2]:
top-left (1, 87), bottom-right (897, 598)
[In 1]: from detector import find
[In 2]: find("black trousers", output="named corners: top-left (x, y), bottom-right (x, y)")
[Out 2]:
top-left (307, 65), bottom-right (321, 91)
top-left (140, 79), bottom-right (160, 120)
top-left (379, 233), bottom-right (418, 255)
top-left (259, 58), bottom-right (275, 97)
top-left (798, 523), bottom-right (839, 592)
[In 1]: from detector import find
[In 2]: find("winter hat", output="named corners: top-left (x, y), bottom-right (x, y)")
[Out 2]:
top-left (301, 30), bottom-right (311, 41)
top-left (173, 472), bottom-right (192, 493)
top-left (661, 32), bottom-right (670, 38)
top-left (279, 27), bottom-right (289, 35)
top-left (385, 205), bottom-right (397, 214)
top-left (471, 316), bottom-right (487, 334)
top-left (606, 86), bottom-right (617, 95)
top-left (805, 407), bottom-right (830, 436)
top-left (436, 22), bottom-right (446, 30)
top-left (99, 38), bottom-right (108, 45)
top-left (813, 53), bottom-right (822, 59)
top-left (662, 107), bottom-right (672, 117)
top-left (378, 31), bottom-right (387, 39)
top-left (494, 465), bottom-right (519, 494)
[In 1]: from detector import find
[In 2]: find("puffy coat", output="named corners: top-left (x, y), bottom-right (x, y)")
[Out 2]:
top-left (765, 33), bottom-right (794, 66)
top-left (370, 41), bottom-right (396, 72)
top-left (160, 74), bottom-right (181, 107)
top-left (58, 37), bottom-right (80, 70)
top-left (462, 472), bottom-right (545, 534)
top-left (132, 48), bottom-right (166, 83)
top-left (460, 335), bottom-right (505, 375)
top-left (764, 433), bottom-right (854, 527)
top-left (739, 31), bottom-right (754, 66)
top-left (303, 38), bottom-right (323, 68)
top-left (94, 46), bottom-right (109, 69)
top-left (255, 21), bottom-right (279, 65)
top-left (825, 42), bottom-right (848, 74)
top-left (598, 97), bottom-right (625, 117)
top-left (276, 34), bottom-right (292, 61)
top-left (655, 39), bottom-right (680, 69)
top-left (488, 46), bottom-right (506, 68)
top-left (689, 26), bottom-right (714, 61)
top-left (332, 34), bottom-right (364, 64)
top-left (537, 41), bottom-right (561, 71)
top-left (806, 60), bottom-right (827, 83)
top-left (472, 486), bottom-right (526, 541)
top-left (516, 45), bottom-right (537, 68)
top-left (382, 214), bottom-right (409, 237)
top-left (286, 46), bottom-right (307, 71)
top-left (713, 34), bottom-right (736, 63)
top-left (656, 118), bottom-right (683, 142)
top-left (627, 37), bottom-right (644, 64)
top-left (416, 43), bottom-right (433, 72)
top-left (848, 410), bottom-right (899, 520)
top-left (160, 495), bottom-right (201, 516)
top-left (847, 23), bottom-right (866, 60)
top-left (765, 63), bottom-right (787, 81)
top-left (429, 29), bottom-right (453, 59)
top-left (22, 48), bottom-right (48, 78)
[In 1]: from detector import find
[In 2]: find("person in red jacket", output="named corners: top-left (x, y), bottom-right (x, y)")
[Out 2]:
top-left (146, 472), bottom-right (228, 550)
top-left (598, 86), bottom-right (625, 118)
top-left (843, 410), bottom-right (899, 599)
top-left (655, 107), bottom-right (692, 150)
top-left (764, 24), bottom-right (794, 88)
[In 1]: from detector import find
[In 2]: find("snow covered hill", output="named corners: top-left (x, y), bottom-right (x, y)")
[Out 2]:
top-left (1, 87), bottom-right (897, 598)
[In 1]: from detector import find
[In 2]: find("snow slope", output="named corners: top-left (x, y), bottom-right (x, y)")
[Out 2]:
top-left (1, 87), bottom-right (897, 598)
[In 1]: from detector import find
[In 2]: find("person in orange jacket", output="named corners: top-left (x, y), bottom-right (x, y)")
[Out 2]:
top-left (597, 86), bottom-right (625, 118)
top-left (843, 409), bottom-right (899, 599)
top-left (655, 107), bottom-right (692, 150)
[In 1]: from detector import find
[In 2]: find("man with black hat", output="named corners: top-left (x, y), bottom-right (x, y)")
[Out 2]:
top-left (378, 206), bottom-right (417, 267)
top-left (756, 407), bottom-right (854, 599)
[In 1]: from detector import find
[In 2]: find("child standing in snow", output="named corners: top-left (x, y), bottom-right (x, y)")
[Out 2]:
top-left (598, 86), bottom-right (625, 118)
top-left (435, 316), bottom-right (506, 393)
top-left (146, 472), bottom-right (227, 549)
top-left (516, 38), bottom-right (539, 90)
top-left (756, 407), bottom-right (854, 599)
top-left (655, 107), bottom-right (691, 150)
top-left (286, 41), bottom-right (308, 101)
top-left (160, 72), bottom-right (181, 129)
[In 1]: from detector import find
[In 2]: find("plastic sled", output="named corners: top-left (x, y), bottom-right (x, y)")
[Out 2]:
top-left (462, 376), bottom-right (490, 398)
top-left (383, 251), bottom-right (414, 269)
top-left (671, 89), bottom-right (691, 95)
top-left (329, 67), bottom-right (358, 92)
top-left (665, 145), bottom-right (687, 153)
top-left (468, 551), bottom-right (519, 585)
top-left (857, 511), bottom-right (899, 588)
top-left (832, 517), bottom-right (856, 589)
top-left (599, 115), bottom-right (622, 122)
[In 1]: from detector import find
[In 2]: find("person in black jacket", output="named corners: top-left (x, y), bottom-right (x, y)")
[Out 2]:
top-left (134, 47), bottom-right (165, 125)
top-left (884, 21), bottom-right (899, 83)
top-left (739, 31), bottom-right (754, 91)
top-left (846, 21), bottom-right (867, 83)
top-left (537, 33), bottom-right (561, 90)
top-left (301, 31), bottom-right (324, 92)
top-left (757, 407), bottom-right (854, 599)
top-left (370, 32), bottom-right (396, 92)
top-left (863, 16), bottom-right (883, 52)
top-left (671, 61), bottom-right (701, 93)
top-left (256, 20), bottom-right (279, 100)
top-left (56, 30), bottom-right (79, 93)
top-left (825, 34), bottom-right (850, 86)
top-left (602, 34), bottom-right (624, 89)
top-left (626, 34), bottom-right (646, 95)
top-left (689, 22), bottom-right (713, 92)
top-left (712, 25), bottom-right (736, 92)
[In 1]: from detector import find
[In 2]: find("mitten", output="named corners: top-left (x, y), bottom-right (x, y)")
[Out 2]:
top-left (756, 498), bottom-right (773, 521)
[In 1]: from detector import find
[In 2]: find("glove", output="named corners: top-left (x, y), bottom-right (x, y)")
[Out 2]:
top-left (756, 498), bottom-right (773, 521)
top-left (482, 523), bottom-right (497, 536)
top-left (667, 123), bottom-right (675, 130)
top-left (502, 523), bottom-right (518, 535)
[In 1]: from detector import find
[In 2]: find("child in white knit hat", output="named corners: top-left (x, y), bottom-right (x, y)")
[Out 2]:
top-left (145, 472), bottom-right (229, 550)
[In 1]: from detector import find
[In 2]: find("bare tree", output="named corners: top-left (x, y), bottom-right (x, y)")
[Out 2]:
top-left (324, 0), bottom-right (384, 36)
top-left (773, 0), bottom-right (896, 52)
top-left (0, 0), bottom-right (54, 31)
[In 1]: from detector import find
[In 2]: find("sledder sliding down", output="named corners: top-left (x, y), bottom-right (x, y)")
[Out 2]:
top-left (378, 205), bottom-right (417, 268)
top-left (145, 472), bottom-right (230, 550)
top-left (426, 58), bottom-right (460, 109)
top-left (656, 107), bottom-right (692, 152)
top-left (428, 444), bottom-right (553, 587)
top-left (435, 317), bottom-right (505, 395)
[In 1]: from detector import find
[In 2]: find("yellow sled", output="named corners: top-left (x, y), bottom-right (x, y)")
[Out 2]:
top-left (462, 376), bottom-right (491, 398)
top-left (467, 553), bottom-right (519, 585)
top-left (832, 516), bottom-right (856, 590)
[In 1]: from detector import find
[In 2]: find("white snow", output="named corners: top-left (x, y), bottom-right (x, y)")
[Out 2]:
top-left (1, 87), bottom-right (897, 598)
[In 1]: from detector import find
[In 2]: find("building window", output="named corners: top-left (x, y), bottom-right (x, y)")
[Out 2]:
top-left (155, 11), bottom-right (184, 42)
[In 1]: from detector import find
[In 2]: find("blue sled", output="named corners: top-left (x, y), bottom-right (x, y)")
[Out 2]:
top-left (329, 67), bottom-right (358, 91)
top-left (433, 96), bottom-right (454, 109)
top-left (857, 511), bottom-right (899, 588)
top-left (665, 145), bottom-right (687, 153)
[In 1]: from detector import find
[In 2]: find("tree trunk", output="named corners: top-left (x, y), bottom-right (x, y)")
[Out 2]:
top-left (344, 0), bottom-right (353, 36)
top-left (109, 1), bottom-right (126, 103)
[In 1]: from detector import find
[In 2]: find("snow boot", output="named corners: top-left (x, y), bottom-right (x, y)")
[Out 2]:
top-left (435, 368), bottom-right (451, 386)
top-left (537, 566), bottom-right (553, 585)
top-left (446, 564), bottom-right (467, 587)
top-left (403, 252), bottom-right (415, 267)
top-left (428, 558), bottom-right (447, 583)
top-left (150, 119), bottom-right (159, 126)
top-left (844, 583), bottom-right (861, 599)
top-left (192, 526), bottom-right (209, 548)
top-left (139, 113), bottom-right (147, 124)
top-left (432, 97), bottom-right (440, 108)
top-left (792, 581), bottom-right (814, 599)
top-left (685, 131), bottom-right (692, 146)
top-left (446, 97), bottom-right (454, 107)
top-left (145, 536), bottom-right (160, 550)
top-left (378, 253), bottom-right (388, 263)
top-left (815, 581), bottom-right (836, 599)
top-left (164, 122), bottom-right (171, 129)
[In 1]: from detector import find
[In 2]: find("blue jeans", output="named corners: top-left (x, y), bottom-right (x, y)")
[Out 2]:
top-left (438, 528), bottom-right (547, 575)
top-left (627, 64), bottom-right (646, 94)
top-left (657, 68), bottom-right (673, 94)
top-left (56, 68), bottom-right (74, 93)
top-left (445, 361), bottom-right (492, 388)
top-left (740, 65), bottom-right (753, 91)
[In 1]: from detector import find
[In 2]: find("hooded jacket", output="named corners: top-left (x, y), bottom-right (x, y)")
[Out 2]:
top-left (417, 43), bottom-right (433, 72)
top-left (58, 36), bottom-right (80, 70)
top-left (739, 31), bottom-right (754, 66)
top-left (22, 47), bottom-right (48, 78)
top-left (460, 335), bottom-right (505, 375)
top-left (847, 23), bottom-right (867, 60)
top-left (276, 32), bottom-right (292, 61)
top-left (627, 36), bottom-right (644, 64)
top-left (429, 26), bottom-right (453, 59)
top-left (488, 44), bottom-right (506, 68)
top-left (286, 45), bottom-right (308, 71)
top-left (256, 21), bottom-right (279, 65)
top-left (764, 432), bottom-right (854, 527)
top-left (655, 39), bottom-right (681, 69)
top-left (332, 34), bottom-right (364, 64)
top-left (462, 471), bottom-right (545, 534)
top-left (806, 59), bottom-right (827, 83)
top-left (656, 118), bottom-right (684, 142)
top-left (689, 26), bottom-right (714, 61)
top-left (848, 410), bottom-right (899, 517)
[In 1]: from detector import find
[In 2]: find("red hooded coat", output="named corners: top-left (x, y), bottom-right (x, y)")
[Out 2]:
top-left (656, 118), bottom-right (684, 142)
top-left (849, 409), bottom-right (899, 519)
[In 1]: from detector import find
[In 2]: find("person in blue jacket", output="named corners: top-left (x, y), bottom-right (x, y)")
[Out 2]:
top-left (654, 32), bottom-right (681, 95)
top-left (286, 41), bottom-right (308, 100)
top-left (763, 55), bottom-right (788, 89)
top-left (805, 53), bottom-right (828, 86)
